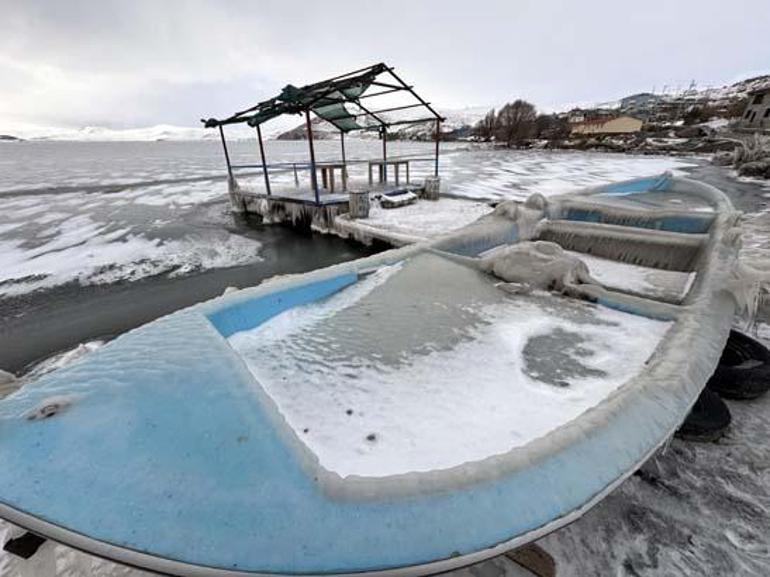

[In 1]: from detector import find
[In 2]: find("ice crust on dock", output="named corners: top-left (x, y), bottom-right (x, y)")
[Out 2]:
top-left (229, 253), bottom-right (672, 478)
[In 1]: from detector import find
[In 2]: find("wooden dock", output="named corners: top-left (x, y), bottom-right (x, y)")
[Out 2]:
top-left (230, 178), bottom-right (426, 232)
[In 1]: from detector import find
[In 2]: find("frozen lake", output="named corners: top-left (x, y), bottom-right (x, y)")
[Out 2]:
top-left (0, 140), bottom-right (697, 299)
top-left (0, 140), bottom-right (699, 372)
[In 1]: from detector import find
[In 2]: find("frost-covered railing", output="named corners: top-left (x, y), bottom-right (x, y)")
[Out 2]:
top-left (229, 155), bottom-right (437, 191)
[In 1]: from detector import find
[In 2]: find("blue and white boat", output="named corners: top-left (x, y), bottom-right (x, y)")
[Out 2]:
top-left (0, 173), bottom-right (742, 576)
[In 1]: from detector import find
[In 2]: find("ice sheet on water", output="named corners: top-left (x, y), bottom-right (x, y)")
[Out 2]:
top-left (440, 150), bottom-right (697, 201)
top-left (229, 252), bottom-right (672, 478)
top-left (0, 183), bottom-right (261, 297)
top-left (0, 144), bottom-right (705, 299)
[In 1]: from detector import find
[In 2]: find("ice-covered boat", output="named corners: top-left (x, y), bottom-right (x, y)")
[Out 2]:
top-left (0, 173), bottom-right (742, 576)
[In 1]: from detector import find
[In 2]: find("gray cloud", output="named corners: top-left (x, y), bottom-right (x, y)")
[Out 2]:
top-left (1, 0), bottom-right (769, 130)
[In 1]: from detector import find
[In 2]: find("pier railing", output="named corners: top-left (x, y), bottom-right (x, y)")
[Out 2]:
top-left (228, 155), bottom-right (436, 192)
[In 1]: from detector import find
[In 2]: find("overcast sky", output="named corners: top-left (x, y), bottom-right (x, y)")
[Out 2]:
top-left (2, 0), bottom-right (769, 131)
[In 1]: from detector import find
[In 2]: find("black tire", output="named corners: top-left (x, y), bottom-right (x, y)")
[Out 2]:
top-left (676, 388), bottom-right (731, 442)
top-left (708, 329), bottom-right (770, 400)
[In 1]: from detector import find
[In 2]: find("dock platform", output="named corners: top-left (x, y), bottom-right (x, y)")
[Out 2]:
top-left (230, 179), bottom-right (426, 232)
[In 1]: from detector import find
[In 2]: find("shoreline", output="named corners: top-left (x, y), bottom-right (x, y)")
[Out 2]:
top-left (2, 151), bottom-right (766, 376)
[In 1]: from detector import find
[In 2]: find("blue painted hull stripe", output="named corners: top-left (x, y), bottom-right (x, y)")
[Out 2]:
top-left (207, 273), bottom-right (359, 337)
top-left (598, 173), bottom-right (670, 196)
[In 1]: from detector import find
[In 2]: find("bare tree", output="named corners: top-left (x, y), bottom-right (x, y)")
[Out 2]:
top-left (473, 109), bottom-right (497, 141)
top-left (495, 100), bottom-right (537, 147)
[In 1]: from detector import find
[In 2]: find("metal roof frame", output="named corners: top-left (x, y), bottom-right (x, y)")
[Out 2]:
top-left (203, 63), bottom-right (443, 206)
top-left (201, 62), bottom-right (444, 133)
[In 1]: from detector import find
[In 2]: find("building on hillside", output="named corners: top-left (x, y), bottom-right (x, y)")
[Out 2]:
top-left (619, 93), bottom-right (661, 115)
top-left (570, 115), bottom-right (644, 135)
top-left (563, 108), bottom-right (616, 125)
top-left (740, 87), bottom-right (770, 131)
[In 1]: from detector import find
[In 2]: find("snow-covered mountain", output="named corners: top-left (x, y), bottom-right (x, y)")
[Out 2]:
top-left (0, 120), bottom-right (295, 142)
top-left (0, 123), bottom-right (212, 142)
top-left (695, 74), bottom-right (770, 104)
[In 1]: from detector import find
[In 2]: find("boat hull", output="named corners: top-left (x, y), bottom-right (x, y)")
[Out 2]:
top-left (0, 174), bottom-right (742, 576)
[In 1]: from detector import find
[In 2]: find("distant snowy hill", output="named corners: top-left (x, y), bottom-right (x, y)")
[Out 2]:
top-left (634, 75), bottom-right (770, 107)
top-left (395, 106), bottom-right (490, 140)
top-left (696, 74), bottom-right (770, 103)
top-left (0, 121), bottom-right (293, 142)
top-left (0, 123), bottom-right (213, 142)
top-left (560, 75), bottom-right (770, 114)
top-left (59, 125), bottom-right (217, 141)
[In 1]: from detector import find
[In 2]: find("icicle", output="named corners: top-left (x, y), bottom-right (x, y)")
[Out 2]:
top-left (727, 260), bottom-right (770, 333)
top-left (0, 369), bottom-right (16, 385)
top-left (536, 221), bottom-right (701, 272)
top-left (0, 369), bottom-right (19, 400)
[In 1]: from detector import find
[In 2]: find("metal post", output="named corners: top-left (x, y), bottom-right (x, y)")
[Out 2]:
top-left (434, 119), bottom-right (441, 177)
top-left (218, 125), bottom-right (233, 180)
top-left (256, 124), bottom-right (271, 196)
top-left (381, 126), bottom-right (388, 183)
top-left (306, 110), bottom-right (320, 204)
top-left (340, 130), bottom-right (348, 191)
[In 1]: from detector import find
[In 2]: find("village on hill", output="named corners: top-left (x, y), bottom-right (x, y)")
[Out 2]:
top-left (274, 74), bottom-right (770, 180)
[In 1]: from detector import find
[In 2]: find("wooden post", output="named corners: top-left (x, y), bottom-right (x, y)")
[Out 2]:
top-left (256, 124), bottom-right (271, 196)
top-left (306, 110), bottom-right (320, 204)
top-left (349, 191), bottom-right (370, 219)
top-left (218, 125), bottom-right (233, 180)
top-left (340, 130), bottom-right (348, 191)
top-left (434, 119), bottom-right (441, 177)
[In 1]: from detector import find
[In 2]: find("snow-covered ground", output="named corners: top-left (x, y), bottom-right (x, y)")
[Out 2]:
top-left (538, 323), bottom-right (770, 576)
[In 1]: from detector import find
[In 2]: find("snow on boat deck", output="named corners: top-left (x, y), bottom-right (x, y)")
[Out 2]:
top-left (565, 250), bottom-right (696, 301)
top-left (229, 252), bottom-right (672, 478)
top-left (336, 197), bottom-right (492, 244)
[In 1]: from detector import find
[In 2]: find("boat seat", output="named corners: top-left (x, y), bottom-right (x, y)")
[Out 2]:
top-left (535, 219), bottom-right (706, 272)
